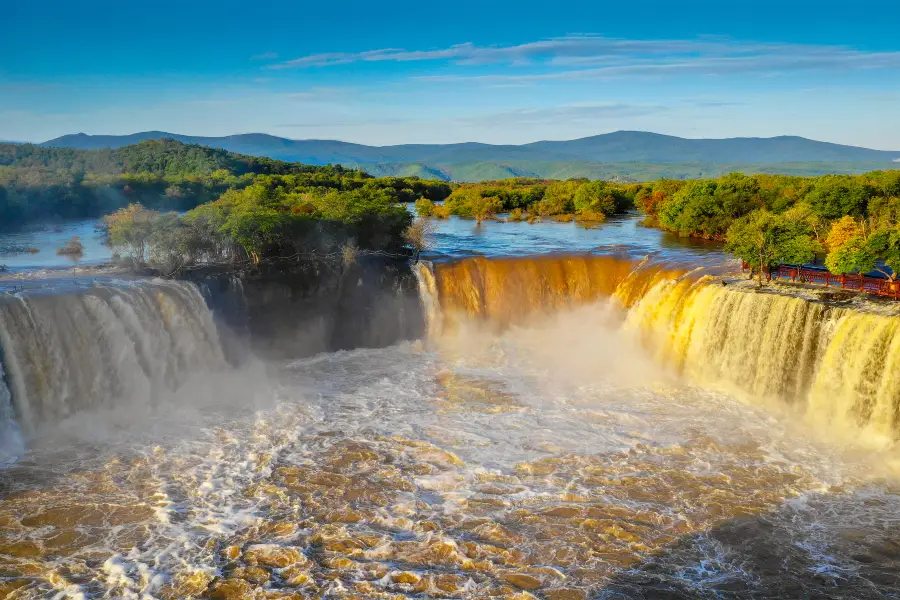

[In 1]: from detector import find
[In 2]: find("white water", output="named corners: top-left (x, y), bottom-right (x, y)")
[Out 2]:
top-left (2, 260), bottom-right (900, 598)
top-left (0, 280), bottom-right (226, 434)
top-left (3, 297), bottom-right (899, 598)
top-left (0, 357), bottom-right (24, 467)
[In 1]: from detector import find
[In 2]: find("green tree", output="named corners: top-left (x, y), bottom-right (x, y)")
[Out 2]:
top-left (415, 198), bottom-right (436, 217)
top-left (826, 228), bottom-right (900, 281)
top-left (105, 203), bottom-right (160, 267)
top-left (573, 181), bottom-right (631, 217)
top-left (725, 210), bottom-right (820, 285)
top-left (805, 175), bottom-right (873, 220)
top-left (532, 180), bottom-right (580, 216)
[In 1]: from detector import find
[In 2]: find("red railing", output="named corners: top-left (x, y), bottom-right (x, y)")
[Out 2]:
top-left (740, 261), bottom-right (900, 299)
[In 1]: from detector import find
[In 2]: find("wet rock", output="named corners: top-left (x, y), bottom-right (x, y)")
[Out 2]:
top-left (280, 564), bottom-right (312, 586)
top-left (159, 570), bottom-right (215, 599)
top-left (325, 556), bottom-right (356, 570)
top-left (207, 578), bottom-right (255, 600)
top-left (230, 566), bottom-right (270, 585)
top-left (501, 572), bottom-right (542, 590)
top-left (222, 545), bottom-right (242, 561)
top-left (0, 579), bottom-right (30, 596)
top-left (433, 573), bottom-right (472, 594)
top-left (543, 588), bottom-right (587, 600)
top-left (391, 571), bottom-right (422, 585)
top-left (0, 540), bottom-right (42, 558)
top-left (540, 506), bottom-right (581, 518)
top-left (244, 544), bottom-right (308, 568)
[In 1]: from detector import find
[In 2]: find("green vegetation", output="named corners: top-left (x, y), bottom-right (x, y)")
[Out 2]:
top-left (0, 140), bottom-right (450, 230)
top-left (725, 211), bottom-right (819, 285)
top-left (638, 170), bottom-right (900, 283)
top-left (419, 178), bottom-right (636, 223)
top-left (104, 174), bottom-right (416, 273)
top-left (55, 236), bottom-right (85, 256)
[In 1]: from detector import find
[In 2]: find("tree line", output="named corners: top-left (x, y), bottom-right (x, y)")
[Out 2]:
top-left (632, 171), bottom-right (900, 283)
top-left (415, 178), bottom-right (635, 223)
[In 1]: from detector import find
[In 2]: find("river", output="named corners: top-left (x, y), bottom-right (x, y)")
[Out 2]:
top-left (1, 215), bottom-right (899, 599)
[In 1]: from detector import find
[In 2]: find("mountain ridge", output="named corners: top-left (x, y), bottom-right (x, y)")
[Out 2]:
top-left (38, 130), bottom-right (900, 181)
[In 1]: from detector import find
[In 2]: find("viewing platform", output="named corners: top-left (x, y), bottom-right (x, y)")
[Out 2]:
top-left (742, 261), bottom-right (900, 299)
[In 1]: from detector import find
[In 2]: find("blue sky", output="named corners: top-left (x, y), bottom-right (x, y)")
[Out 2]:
top-left (2, 0), bottom-right (899, 148)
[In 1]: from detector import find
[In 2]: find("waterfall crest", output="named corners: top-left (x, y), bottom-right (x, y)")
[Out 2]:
top-left (0, 280), bottom-right (225, 433)
top-left (418, 255), bottom-right (900, 443)
top-left (417, 255), bottom-right (685, 332)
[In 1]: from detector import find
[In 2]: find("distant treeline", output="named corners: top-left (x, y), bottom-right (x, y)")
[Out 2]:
top-left (0, 140), bottom-right (451, 229)
top-left (416, 178), bottom-right (636, 223)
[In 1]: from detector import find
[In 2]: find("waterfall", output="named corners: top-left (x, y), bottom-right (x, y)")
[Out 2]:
top-left (0, 355), bottom-right (24, 465)
top-left (625, 279), bottom-right (900, 443)
top-left (0, 280), bottom-right (225, 434)
top-left (417, 254), bottom-right (687, 333)
top-left (418, 254), bottom-right (900, 443)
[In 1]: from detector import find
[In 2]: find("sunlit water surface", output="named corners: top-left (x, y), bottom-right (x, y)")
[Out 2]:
top-left (0, 220), bottom-right (112, 271)
top-left (1, 216), bottom-right (900, 599)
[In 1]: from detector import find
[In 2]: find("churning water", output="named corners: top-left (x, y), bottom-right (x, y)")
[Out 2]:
top-left (2, 216), bottom-right (900, 599)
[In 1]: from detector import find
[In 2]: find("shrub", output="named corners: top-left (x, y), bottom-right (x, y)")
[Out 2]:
top-left (56, 236), bottom-right (84, 255)
top-left (415, 198), bottom-right (436, 217)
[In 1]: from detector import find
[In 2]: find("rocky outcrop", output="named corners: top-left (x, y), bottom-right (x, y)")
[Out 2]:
top-left (185, 256), bottom-right (424, 360)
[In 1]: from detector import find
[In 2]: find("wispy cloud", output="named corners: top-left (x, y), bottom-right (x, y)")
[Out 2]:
top-left (456, 103), bottom-right (670, 127)
top-left (281, 87), bottom-right (351, 101)
top-left (275, 102), bottom-right (669, 131)
top-left (268, 35), bottom-right (900, 80)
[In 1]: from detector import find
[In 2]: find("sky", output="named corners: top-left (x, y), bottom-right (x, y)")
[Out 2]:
top-left (2, 0), bottom-right (899, 148)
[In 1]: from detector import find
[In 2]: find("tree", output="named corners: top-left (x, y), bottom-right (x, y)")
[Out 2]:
top-left (444, 187), bottom-right (502, 223)
top-left (725, 210), bottom-right (820, 285)
top-left (533, 180), bottom-right (580, 216)
top-left (415, 198), bottom-right (436, 217)
top-left (403, 218), bottom-right (438, 262)
top-left (827, 228), bottom-right (900, 281)
top-left (805, 175), bottom-right (873, 220)
top-left (825, 215), bottom-right (864, 252)
top-left (56, 236), bottom-right (84, 256)
top-left (105, 203), bottom-right (160, 267)
top-left (573, 181), bottom-right (631, 217)
top-left (470, 195), bottom-right (502, 224)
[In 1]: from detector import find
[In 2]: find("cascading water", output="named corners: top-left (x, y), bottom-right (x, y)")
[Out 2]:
top-left (627, 277), bottom-right (900, 445)
top-left (0, 357), bottom-right (24, 466)
top-left (416, 254), bottom-right (685, 333)
top-left (0, 280), bottom-right (225, 434)
top-left (417, 254), bottom-right (900, 445)
top-left (5, 249), bottom-right (900, 599)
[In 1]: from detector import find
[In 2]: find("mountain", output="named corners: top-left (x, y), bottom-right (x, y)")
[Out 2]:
top-left (41, 130), bottom-right (900, 181)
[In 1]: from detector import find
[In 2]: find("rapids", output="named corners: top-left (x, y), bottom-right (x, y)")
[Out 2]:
top-left (2, 217), bottom-right (900, 599)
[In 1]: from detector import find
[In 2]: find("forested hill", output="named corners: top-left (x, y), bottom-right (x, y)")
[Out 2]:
top-left (1, 139), bottom-right (346, 177)
top-left (41, 130), bottom-right (900, 170)
top-left (0, 140), bottom-right (451, 228)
